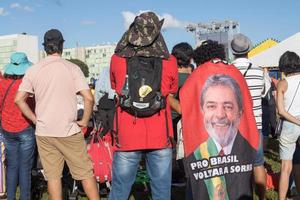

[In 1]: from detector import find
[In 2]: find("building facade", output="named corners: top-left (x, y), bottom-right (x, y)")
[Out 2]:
top-left (40, 44), bottom-right (116, 81)
top-left (0, 34), bottom-right (38, 72)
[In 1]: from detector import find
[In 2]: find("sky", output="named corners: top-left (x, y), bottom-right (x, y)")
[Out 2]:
top-left (1, 0), bottom-right (300, 50)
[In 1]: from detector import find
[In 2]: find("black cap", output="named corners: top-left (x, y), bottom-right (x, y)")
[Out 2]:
top-left (43, 29), bottom-right (64, 45)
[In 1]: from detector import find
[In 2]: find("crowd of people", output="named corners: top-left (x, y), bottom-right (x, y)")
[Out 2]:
top-left (1, 11), bottom-right (300, 200)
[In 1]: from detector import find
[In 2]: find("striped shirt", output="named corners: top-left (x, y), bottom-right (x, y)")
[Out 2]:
top-left (232, 58), bottom-right (264, 130)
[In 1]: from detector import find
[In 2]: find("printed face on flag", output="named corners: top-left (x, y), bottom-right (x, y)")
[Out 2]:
top-left (202, 84), bottom-right (241, 147)
top-left (181, 66), bottom-right (259, 200)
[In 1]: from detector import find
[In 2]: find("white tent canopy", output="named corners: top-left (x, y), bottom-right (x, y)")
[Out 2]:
top-left (250, 32), bottom-right (300, 67)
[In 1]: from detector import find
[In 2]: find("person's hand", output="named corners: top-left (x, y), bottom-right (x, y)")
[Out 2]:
top-left (32, 116), bottom-right (37, 125)
top-left (90, 127), bottom-right (97, 135)
top-left (77, 120), bottom-right (88, 127)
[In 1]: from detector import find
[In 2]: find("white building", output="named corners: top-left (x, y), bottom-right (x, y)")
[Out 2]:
top-left (0, 34), bottom-right (39, 72)
top-left (40, 44), bottom-right (116, 81)
top-left (82, 45), bottom-right (115, 80)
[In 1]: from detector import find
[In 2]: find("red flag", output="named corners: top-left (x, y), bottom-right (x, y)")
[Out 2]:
top-left (180, 60), bottom-right (259, 157)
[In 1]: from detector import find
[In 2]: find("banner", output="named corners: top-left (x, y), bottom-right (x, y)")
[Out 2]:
top-left (180, 60), bottom-right (260, 200)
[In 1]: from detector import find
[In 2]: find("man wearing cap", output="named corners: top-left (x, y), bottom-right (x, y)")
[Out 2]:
top-left (109, 11), bottom-right (178, 200)
top-left (15, 29), bottom-right (100, 200)
top-left (231, 33), bottom-right (266, 200)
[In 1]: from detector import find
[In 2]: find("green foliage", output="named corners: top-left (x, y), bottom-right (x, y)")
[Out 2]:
top-left (68, 59), bottom-right (89, 77)
top-left (265, 139), bottom-right (281, 173)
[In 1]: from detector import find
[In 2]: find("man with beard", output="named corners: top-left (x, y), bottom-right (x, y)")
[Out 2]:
top-left (186, 74), bottom-right (257, 200)
top-left (231, 33), bottom-right (266, 200)
top-left (200, 74), bottom-right (242, 155)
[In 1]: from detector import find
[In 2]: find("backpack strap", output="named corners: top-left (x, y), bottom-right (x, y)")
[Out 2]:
top-left (114, 104), bottom-right (121, 148)
top-left (243, 63), bottom-right (252, 77)
top-left (164, 108), bottom-right (175, 147)
top-left (0, 80), bottom-right (16, 122)
top-left (286, 81), bottom-right (300, 112)
top-left (165, 109), bottom-right (170, 146)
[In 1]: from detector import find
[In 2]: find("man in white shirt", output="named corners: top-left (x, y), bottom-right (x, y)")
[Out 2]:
top-left (231, 33), bottom-right (266, 200)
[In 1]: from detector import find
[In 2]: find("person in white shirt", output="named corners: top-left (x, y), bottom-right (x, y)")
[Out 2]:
top-left (277, 51), bottom-right (300, 200)
top-left (231, 33), bottom-right (266, 200)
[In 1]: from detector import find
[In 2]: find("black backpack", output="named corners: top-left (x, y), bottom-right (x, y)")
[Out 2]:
top-left (96, 93), bottom-right (117, 137)
top-left (119, 56), bottom-right (166, 117)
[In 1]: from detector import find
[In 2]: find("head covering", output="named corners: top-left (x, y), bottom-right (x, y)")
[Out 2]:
top-left (43, 29), bottom-right (65, 46)
top-left (4, 52), bottom-right (32, 75)
top-left (115, 11), bottom-right (169, 58)
top-left (230, 33), bottom-right (252, 55)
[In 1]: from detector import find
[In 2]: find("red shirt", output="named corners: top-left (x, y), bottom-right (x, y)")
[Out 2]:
top-left (0, 78), bottom-right (33, 133)
top-left (110, 54), bottom-right (178, 151)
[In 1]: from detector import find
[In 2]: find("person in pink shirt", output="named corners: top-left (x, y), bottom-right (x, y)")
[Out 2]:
top-left (15, 29), bottom-right (100, 200)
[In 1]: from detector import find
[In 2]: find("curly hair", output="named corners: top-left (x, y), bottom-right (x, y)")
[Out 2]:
top-left (171, 42), bottom-right (194, 68)
top-left (193, 40), bottom-right (226, 66)
top-left (279, 51), bottom-right (300, 75)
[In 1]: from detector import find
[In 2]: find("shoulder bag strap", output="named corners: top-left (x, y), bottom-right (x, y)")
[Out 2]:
top-left (243, 63), bottom-right (252, 77)
top-left (287, 81), bottom-right (300, 112)
top-left (0, 80), bottom-right (16, 121)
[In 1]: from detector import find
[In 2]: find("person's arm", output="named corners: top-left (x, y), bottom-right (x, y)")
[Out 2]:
top-left (168, 94), bottom-right (181, 114)
top-left (271, 82), bottom-right (277, 102)
top-left (77, 89), bottom-right (94, 127)
top-left (15, 91), bottom-right (36, 124)
top-left (277, 79), bottom-right (300, 125)
top-left (167, 55), bottom-right (180, 113)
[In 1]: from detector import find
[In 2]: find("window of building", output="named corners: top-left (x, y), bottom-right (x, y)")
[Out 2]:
top-left (64, 52), bottom-right (70, 56)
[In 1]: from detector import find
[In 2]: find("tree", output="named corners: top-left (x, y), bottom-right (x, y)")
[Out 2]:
top-left (68, 59), bottom-right (89, 77)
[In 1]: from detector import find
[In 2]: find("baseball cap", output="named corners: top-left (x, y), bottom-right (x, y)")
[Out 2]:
top-left (43, 29), bottom-right (65, 46)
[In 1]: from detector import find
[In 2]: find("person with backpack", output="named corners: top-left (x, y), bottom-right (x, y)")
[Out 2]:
top-left (109, 11), bottom-right (178, 200)
top-left (0, 52), bottom-right (36, 200)
top-left (231, 33), bottom-right (266, 200)
top-left (14, 29), bottom-right (100, 200)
